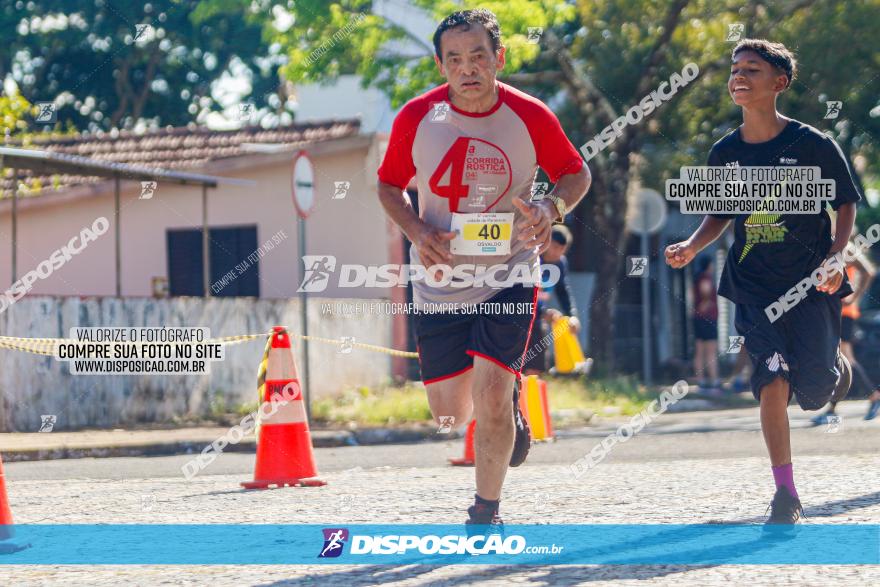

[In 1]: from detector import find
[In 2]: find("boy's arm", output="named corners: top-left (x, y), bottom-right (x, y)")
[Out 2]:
top-left (830, 203), bottom-right (856, 255)
top-left (664, 216), bottom-right (731, 269)
top-left (818, 202), bottom-right (857, 294)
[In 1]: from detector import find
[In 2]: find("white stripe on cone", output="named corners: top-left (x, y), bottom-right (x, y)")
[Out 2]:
top-left (261, 379), bottom-right (307, 424)
top-left (266, 346), bottom-right (298, 380)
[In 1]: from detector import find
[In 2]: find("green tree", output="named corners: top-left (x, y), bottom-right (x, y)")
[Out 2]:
top-left (1, 1), bottom-right (280, 131)
top-left (0, 92), bottom-right (31, 139)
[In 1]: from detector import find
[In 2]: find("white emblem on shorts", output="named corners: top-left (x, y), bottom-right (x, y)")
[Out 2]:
top-left (765, 352), bottom-right (789, 373)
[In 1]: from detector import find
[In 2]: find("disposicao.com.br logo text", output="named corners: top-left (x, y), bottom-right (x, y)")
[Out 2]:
top-left (318, 528), bottom-right (563, 557)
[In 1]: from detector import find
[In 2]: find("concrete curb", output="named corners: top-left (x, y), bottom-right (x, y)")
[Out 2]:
top-left (0, 426), bottom-right (450, 462)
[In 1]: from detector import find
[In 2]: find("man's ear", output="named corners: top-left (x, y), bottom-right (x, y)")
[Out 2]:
top-left (495, 45), bottom-right (506, 71)
top-left (434, 54), bottom-right (444, 76)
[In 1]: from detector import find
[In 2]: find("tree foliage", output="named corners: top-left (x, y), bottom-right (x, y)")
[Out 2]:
top-left (0, 0), bottom-right (281, 131)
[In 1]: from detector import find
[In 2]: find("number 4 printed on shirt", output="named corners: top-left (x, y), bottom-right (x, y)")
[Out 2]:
top-left (429, 137), bottom-right (471, 212)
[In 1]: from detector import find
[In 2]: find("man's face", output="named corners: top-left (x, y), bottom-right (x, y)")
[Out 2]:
top-left (728, 50), bottom-right (788, 107)
top-left (543, 241), bottom-right (566, 263)
top-left (434, 24), bottom-right (505, 100)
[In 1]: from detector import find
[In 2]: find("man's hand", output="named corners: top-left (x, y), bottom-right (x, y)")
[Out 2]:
top-left (543, 308), bottom-right (563, 324)
top-left (543, 309), bottom-right (579, 334)
top-left (664, 241), bottom-right (697, 269)
top-left (412, 222), bottom-right (456, 278)
top-left (513, 198), bottom-right (556, 254)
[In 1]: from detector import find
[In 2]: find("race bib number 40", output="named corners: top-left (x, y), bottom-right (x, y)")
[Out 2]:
top-left (450, 212), bottom-right (514, 256)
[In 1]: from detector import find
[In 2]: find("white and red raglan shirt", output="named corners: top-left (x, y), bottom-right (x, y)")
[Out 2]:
top-left (378, 81), bottom-right (584, 306)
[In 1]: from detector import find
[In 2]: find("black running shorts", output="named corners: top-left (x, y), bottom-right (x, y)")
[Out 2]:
top-left (735, 293), bottom-right (842, 410)
top-left (412, 285), bottom-right (538, 385)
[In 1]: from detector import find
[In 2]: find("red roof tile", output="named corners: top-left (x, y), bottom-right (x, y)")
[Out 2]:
top-left (1, 119), bottom-right (360, 198)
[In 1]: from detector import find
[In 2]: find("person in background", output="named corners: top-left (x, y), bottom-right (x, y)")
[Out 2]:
top-left (522, 225), bottom-right (580, 376)
top-left (692, 256), bottom-right (721, 394)
top-left (812, 240), bottom-right (880, 423)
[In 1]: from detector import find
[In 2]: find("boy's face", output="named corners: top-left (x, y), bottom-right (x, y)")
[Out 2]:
top-left (728, 50), bottom-right (789, 107)
top-left (434, 24), bottom-right (505, 100)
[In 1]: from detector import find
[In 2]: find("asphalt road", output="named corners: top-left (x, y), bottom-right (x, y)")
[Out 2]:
top-left (6, 400), bottom-right (878, 481)
top-left (3, 401), bottom-right (879, 586)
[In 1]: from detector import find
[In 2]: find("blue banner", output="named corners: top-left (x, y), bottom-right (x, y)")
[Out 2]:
top-left (0, 524), bottom-right (877, 565)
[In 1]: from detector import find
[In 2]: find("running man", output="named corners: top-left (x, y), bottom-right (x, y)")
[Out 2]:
top-left (377, 9), bottom-right (590, 525)
top-left (665, 39), bottom-right (860, 525)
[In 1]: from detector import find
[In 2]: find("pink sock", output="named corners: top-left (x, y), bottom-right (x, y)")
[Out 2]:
top-left (771, 463), bottom-right (798, 499)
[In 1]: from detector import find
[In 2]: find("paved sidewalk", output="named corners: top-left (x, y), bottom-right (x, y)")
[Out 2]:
top-left (1, 399), bottom-right (875, 462)
top-left (0, 425), bottom-right (447, 461)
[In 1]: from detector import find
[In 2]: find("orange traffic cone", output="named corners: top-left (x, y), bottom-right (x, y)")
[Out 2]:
top-left (242, 327), bottom-right (326, 489)
top-left (448, 419), bottom-right (476, 466)
top-left (539, 379), bottom-right (554, 439)
top-left (0, 453), bottom-right (29, 554)
top-left (524, 375), bottom-right (555, 441)
top-left (0, 454), bottom-right (14, 541)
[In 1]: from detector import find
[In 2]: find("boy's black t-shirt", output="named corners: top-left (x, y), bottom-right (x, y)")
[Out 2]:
top-left (707, 119), bottom-right (861, 305)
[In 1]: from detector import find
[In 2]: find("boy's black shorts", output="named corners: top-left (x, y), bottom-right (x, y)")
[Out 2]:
top-left (735, 293), bottom-right (842, 410)
top-left (413, 285), bottom-right (538, 385)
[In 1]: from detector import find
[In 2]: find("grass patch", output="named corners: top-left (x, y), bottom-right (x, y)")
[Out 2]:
top-left (309, 375), bottom-right (654, 428)
top-left (312, 382), bottom-right (432, 427)
top-left (544, 375), bottom-right (650, 417)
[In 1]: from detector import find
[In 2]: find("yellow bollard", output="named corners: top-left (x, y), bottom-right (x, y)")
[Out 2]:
top-left (552, 318), bottom-right (574, 373)
top-left (552, 317), bottom-right (589, 374)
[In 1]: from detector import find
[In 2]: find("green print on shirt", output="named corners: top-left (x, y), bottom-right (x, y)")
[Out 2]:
top-left (739, 210), bottom-right (788, 263)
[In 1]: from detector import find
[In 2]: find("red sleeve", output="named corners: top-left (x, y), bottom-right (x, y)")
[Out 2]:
top-left (505, 88), bottom-right (584, 183)
top-left (377, 101), bottom-right (425, 189)
top-left (532, 107), bottom-right (584, 183)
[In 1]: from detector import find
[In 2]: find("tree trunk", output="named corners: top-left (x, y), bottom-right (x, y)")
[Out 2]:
top-left (587, 151), bottom-right (632, 371)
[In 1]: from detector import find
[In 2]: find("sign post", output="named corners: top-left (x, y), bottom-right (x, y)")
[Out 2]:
top-left (292, 151), bottom-right (315, 423)
top-left (627, 189), bottom-right (668, 387)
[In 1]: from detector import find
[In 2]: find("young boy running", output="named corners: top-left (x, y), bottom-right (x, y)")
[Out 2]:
top-left (665, 39), bottom-right (860, 524)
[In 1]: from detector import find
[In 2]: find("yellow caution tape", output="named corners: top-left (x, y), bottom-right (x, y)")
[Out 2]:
top-left (293, 333), bottom-right (418, 358)
top-left (0, 330), bottom-right (419, 359)
top-left (256, 334), bottom-right (271, 403)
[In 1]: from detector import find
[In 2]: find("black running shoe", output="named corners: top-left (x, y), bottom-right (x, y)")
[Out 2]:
top-left (466, 502), bottom-right (504, 537)
top-left (765, 486), bottom-right (804, 525)
top-left (509, 378), bottom-right (531, 467)
top-left (830, 352), bottom-right (852, 404)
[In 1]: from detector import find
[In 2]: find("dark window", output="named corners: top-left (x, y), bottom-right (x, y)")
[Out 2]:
top-left (167, 226), bottom-right (260, 297)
